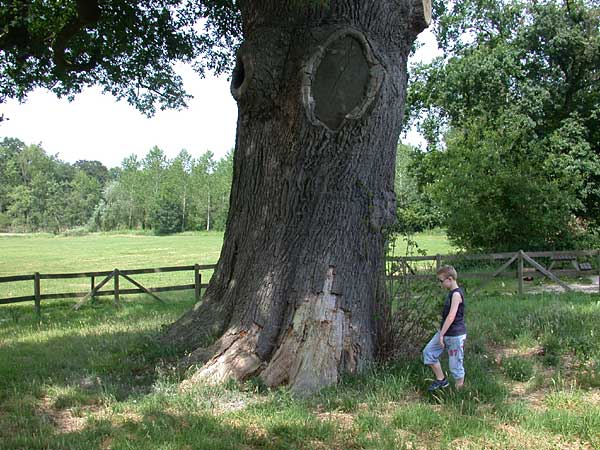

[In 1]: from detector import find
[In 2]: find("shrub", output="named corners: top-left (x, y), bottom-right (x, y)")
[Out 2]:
top-left (150, 198), bottom-right (182, 235)
top-left (61, 227), bottom-right (89, 237)
top-left (0, 212), bottom-right (10, 231)
top-left (376, 277), bottom-right (440, 362)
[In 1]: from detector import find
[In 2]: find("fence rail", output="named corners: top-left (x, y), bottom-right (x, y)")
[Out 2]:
top-left (0, 264), bottom-right (217, 315)
top-left (387, 249), bottom-right (600, 262)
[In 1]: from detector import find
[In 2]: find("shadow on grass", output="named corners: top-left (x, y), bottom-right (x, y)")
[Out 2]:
top-left (2, 409), bottom-right (297, 450)
top-left (0, 297), bottom-right (194, 446)
top-left (0, 313), bottom-right (186, 396)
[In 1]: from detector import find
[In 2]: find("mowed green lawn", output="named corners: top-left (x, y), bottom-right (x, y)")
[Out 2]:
top-left (0, 231), bottom-right (224, 275)
top-left (0, 230), bottom-right (453, 277)
top-left (390, 229), bottom-right (457, 256)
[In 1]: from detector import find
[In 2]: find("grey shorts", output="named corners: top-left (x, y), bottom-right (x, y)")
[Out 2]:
top-left (423, 332), bottom-right (466, 380)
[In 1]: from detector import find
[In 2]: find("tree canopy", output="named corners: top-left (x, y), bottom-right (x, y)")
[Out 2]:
top-left (1, 0), bottom-right (240, 116)
top-left (406, 0), bottom-right (600, 251)
top-left (4, 0), bottom-right (600, 254)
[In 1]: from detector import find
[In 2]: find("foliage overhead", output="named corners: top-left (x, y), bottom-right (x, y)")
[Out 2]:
top-left (0, 0), bottom-right (241, 115)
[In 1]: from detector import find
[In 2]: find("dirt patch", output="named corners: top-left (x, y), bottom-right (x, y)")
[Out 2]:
top-left (488, 345), bottom-right (551, 410)
top-left (492, 424), bottom-right (595, 450)
top-left (490, 345), bottom-right (544, 365)
top-left (584, 390), bottom-right (600, 406)
top-left (37, 396), bottom-right (104, 434)
top-left (529, 276), bottom-right (599, 294)
top-left (316, 411), bottom-right (354, 430)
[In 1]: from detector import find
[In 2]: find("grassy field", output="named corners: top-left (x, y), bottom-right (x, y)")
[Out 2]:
top-left (0, 231), bottom-right (224, 274)
top-left (1, 232), bottom-right (599, 449)
top-left (390, 229), bottom-right (457, 257)
top-left (0, 229), bottom-right (455, 276)
top-left (1, 291), bottom-right (599, 449)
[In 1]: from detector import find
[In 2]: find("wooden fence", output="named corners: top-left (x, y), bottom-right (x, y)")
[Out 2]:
top-left (1, 249), bottom-right (598, 317)
top-left (387, 249), bottom-right (600, 295)
top-left (0, 264), bottom-right (216, 317)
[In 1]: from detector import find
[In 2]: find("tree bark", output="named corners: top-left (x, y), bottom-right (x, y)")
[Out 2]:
top-left (164, 0), bottom-right (430, 395)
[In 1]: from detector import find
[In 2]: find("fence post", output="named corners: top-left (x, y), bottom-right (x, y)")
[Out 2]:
top-left (518, 251), bottom-right (524, 295)
top-left (194, 264), bottom-right (201, 302)
top-left (90, 275), bottom-right (95, 302)
top-left (114, 268), bottom-right (120, 307)
top-left (436, 254), bottom-right (442, 271)
top-left (34, 272), bottom-right (41, 319)
top-left (402, 257), bottom-right (410, 302)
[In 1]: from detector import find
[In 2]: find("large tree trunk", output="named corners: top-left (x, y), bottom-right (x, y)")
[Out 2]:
top-left (164, 0), bottom-right (430, 395)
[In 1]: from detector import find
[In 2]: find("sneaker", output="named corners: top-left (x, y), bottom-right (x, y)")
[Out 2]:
top-left (427, 378), bottom-right (449, 392)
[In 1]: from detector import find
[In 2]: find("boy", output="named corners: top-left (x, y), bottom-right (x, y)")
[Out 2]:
top-left (422, 265), bottom-right (466, 391)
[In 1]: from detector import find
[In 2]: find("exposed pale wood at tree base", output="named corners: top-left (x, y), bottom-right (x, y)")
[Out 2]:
top-left (164, 0), bottom-right (431, 395)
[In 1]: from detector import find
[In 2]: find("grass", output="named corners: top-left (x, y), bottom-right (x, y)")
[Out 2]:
top-left (1, 232), bottom-right (600, 449)
top-left (0, 230), bottom-right (456, 304)
top-left (390, 228), bottom-right (457, 256)
top-left (1, 293), bottom-right (599, 449)
top-left (0, 231), bottom-right (224, 301)
top-left (0, 231), bottom-right (224, 275)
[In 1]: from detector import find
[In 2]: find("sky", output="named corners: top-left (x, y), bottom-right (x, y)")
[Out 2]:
top-left (0, 30), bottom-right (439, 169)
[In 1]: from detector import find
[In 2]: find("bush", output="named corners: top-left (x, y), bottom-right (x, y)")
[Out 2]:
top-left (61, 227), bottom-right (89, 237)
top-left (572, 225), bottom-right (600, 252)
top-left (0, 212), bottom-right (10, 231)
top-left (426, 116), bottom-right (588, 252)
top-left (377, 278), bottom-right (440, 362)
top-left (150, 198), bottom-right (182, 235)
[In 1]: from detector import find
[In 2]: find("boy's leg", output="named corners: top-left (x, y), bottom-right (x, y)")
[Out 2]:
top-left (423, 332), bottom-right (446, 381)
top-left (446, 334), bottom-right (466, 388)
top-left (430, 362), bottom-right (445, 381)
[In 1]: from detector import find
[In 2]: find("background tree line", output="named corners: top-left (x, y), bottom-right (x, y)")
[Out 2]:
top-left (0, 137), bottom-right (232, 234)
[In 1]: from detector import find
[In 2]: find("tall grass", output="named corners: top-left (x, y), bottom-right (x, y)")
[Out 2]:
top-left (2, 290), bottom-right (599, 449)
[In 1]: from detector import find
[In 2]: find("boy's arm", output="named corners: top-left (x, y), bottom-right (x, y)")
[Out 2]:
top-left (438, 292), bottom-right (462, 347)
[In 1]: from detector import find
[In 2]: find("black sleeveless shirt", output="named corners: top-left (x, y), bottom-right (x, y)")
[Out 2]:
top-left (441, 287), bottom-right (466, 336)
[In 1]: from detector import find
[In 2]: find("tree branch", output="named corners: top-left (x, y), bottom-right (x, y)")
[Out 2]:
top-left (52, 0), bottom-right (101, 73)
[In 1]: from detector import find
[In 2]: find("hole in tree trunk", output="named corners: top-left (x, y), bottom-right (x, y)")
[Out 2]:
top-left (303, 29), bottom-right (382, 131)
top-left (313, 36), bottom-right (370, 130)
top-left (232, 59), bottom-right (245, 90)
top-left (230, 55), bottom-right (247, 100)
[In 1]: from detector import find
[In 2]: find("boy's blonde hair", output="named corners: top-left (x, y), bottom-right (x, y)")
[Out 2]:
top-left (436, 265), bottom-right (457, 280)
